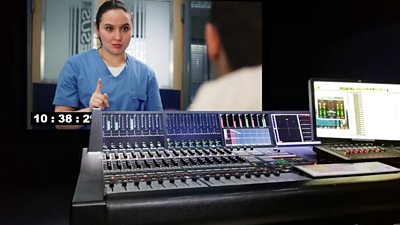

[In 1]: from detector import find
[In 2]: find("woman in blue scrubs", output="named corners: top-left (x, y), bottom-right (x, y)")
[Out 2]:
top-left (53, 0), bottom-right (163, 128)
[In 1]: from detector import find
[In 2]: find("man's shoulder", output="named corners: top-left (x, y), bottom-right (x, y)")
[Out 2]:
top-left (229, 65), bottom-right (262, 79)
top-left (215, 65), bottom-right (262, 85)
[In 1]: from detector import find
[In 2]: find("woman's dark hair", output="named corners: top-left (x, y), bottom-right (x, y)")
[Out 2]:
top-left (95, 0), bottom-right (133, 29)
top-left (210, 1), bottom-right (262, 70)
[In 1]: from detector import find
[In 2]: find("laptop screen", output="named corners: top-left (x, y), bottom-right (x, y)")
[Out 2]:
top-left (309, 79), bottom-right (400, 142)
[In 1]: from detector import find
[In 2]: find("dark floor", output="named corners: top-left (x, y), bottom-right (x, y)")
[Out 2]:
top-left (1, 182), bottom-right (75, 225)
top-left (1, 130), bottom-right (87, 225)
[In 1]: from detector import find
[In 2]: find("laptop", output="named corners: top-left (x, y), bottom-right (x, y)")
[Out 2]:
top-left (308, 78), bottom-right (400, 166)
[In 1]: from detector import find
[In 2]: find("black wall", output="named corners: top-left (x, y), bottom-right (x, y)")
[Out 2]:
top-left (265, 1), bottom-right (400, 111)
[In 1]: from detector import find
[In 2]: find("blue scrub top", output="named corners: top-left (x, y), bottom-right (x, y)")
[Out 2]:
top-left (53, 49), bottom-right (163, 111)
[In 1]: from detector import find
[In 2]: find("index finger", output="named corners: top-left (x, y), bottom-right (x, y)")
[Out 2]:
top-left (95, 78), bottom-right (102, 94)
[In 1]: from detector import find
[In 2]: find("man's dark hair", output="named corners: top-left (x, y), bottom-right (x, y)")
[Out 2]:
top-left (210, 1), bottom-right (262, 71)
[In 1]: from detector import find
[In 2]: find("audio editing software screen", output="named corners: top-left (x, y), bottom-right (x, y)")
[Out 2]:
top-left (220, 113), bottom-right (272, 146)
top-left (270, 112), bottom-right (320, 146)
top-left (310, 80), bottom-right (400, 141)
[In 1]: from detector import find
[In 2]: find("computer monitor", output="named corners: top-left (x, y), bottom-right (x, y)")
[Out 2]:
top-left (308, 79), bottom-right (400, 142)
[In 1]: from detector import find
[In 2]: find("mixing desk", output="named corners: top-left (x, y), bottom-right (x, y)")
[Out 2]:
top-left (87, 110), bottom-right (313, 197)
top-left (71, 109), bottom-right (400, 225)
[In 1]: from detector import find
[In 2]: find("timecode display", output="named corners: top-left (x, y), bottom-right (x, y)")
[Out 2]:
top-left (31, 112), bottom-right (92, 125)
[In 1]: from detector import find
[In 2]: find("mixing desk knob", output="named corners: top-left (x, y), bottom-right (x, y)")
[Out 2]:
top-left (153, 159), bottom-right (160, 167)
top-left (228, 156), bottom-right (238, 163)
top-left (205, 157), bottom-right (213, 164)
top-left (222, 157), bottom-right (230, 163)
top-left (121, 180), bottom-right (127, 188)
top-left (214, 157), bottom-right (222, 164)
top-left (273, 170), bottom-right (281, 176)
top-left (224, 148), bottom-right (232, 154)
top-left (254, 172), bottom-right (261, 177)
top-left (214, 174), bottom-right (221, 180)
top-left (106, 161), bottom-right (112, 170)
top-left (195, 149), bottom-right (203, 155)
top-left (180, 150), bottom-right (188, 156)
top-left (109, 176), bottom-right (116, 188)
top-left (263, 170), bottom-right (271, 177)
top-left (234, 173), bottom-right (241, 179)
top-left (224, 173), bottom-right (231, 179)
top-left (169, 176), bottom-right (175, 183)
top-left (244, 173), bottom-right (251, 178)
top-left (157, 177), bottom-right (164, 184)
top-left (126, 161), bottom-right (132, 169)
top-left (180, 176), bottom-right (187, 182)
top-left (171, 159), bottom-right (179, 167)
top-left (134, 177), bottom-right (140, 186)
top-left (144, 160), bottom-right (151, 168)
top-left (145, 177), bottom-right (152, 185)
top-left (191, 174), bottom-right (198, 182)
top-left (180, 158), bottom-right (188, 166)
top-left (204, 175), bottom-right (210, 181)
top-left (198, 158), bottom-right (206, 164)
top-left (235, 156), bottom-right (245, 163)
top-left (161, 159), bottom-right (169, 166)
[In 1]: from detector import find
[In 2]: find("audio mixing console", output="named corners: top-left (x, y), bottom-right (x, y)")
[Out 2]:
top-left (71, 109), bottom-right (400, 225)
top-left (86, 110), bottom-right (314, 197)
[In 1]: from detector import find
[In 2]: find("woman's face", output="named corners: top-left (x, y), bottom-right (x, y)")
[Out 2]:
top-left (96, 9), bottom-right (132, 56)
